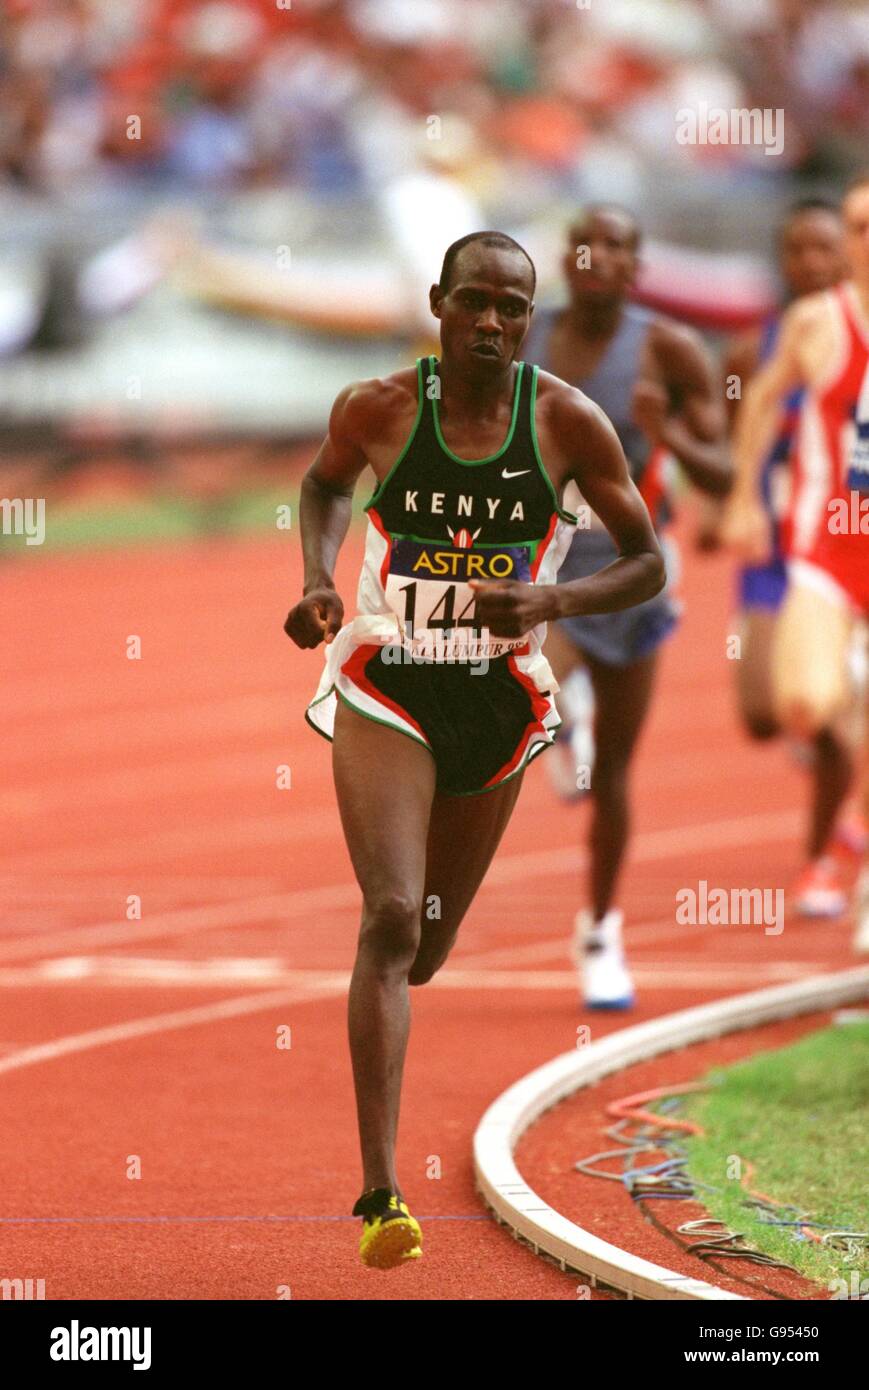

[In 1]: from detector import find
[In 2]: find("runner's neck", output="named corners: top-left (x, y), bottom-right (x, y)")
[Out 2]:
top-left (435, 356), bottom-right (520, 422)
top-left (563, 297), bottom-right (625, 343)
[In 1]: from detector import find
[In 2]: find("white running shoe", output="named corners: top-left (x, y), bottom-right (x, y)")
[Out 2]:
top-left (573, 908), bottom-right (635, 1009)
top-left (793, 856), bottom-right (847, 918)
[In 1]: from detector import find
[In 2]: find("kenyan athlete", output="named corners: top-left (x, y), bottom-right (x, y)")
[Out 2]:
top-left (283, 232), bottom-right (665, 1269)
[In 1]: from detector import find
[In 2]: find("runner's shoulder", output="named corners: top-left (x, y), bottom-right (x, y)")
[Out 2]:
top-left (533, 367), bottom-right (610, 431)
top-left (646, 313), bottom-right (710, 369)
top-left (330, 368), bottom-right (421, 447)
top-left (533, 368), bottom-right (618, 465)
top-left (779, 290), bottom-right (835, 338)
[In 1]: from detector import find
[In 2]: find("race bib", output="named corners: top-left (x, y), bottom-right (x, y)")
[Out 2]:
top-left (383, 536), bottom-right (533, 661)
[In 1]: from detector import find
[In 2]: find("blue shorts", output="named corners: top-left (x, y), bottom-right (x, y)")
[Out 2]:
top-left (739, 555), bottom-right (788, 612)
top-left (555, 530), bottom-right (680, 668)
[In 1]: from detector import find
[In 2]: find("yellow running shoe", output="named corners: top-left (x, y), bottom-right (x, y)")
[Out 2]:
top-left (352, 1188), bottom-right (423, 1269)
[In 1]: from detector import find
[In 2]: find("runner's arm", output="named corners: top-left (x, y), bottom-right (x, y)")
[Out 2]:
top-left (723, 328), bottom-right (762, 432)
top-left (730, 306), bottom-right (804, 503)
top-left (721, 302), bottom-right (806, 556)
top-left (284, 385), bottom-right (371, 648)
top-left (690, 330), bottom-right (762, 551)
top-left (647, 322), bottom-right (731, 496)
top-left (469, 393), bottom-right (664, 637)
top-left (559, 396), bottom-right (667, 617)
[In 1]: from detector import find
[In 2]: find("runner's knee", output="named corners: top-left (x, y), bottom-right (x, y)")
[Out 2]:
top-left (359, 891), bottom-right (422, 968)
top-left (776, 689), bottom-right (842, 741)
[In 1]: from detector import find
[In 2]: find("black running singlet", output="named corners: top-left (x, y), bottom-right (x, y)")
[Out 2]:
top-left (360, 355), bottom-right (577, 662)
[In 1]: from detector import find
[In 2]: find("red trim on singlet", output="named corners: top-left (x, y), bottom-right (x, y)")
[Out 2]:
top-left (367, 507), bottom-right (392, 590)
top-left (340, 643), bottom-right (430, 743)
top-left (481, 654), bottom-right (552, 788)
top-left (821, 288), bottom-right (866, 489)
top-left (793, 285), bottom-right (869, 586)
top-left (530, 512), bottom-right (559, 581)
top-left (638, 444), bottom-right (668, 525)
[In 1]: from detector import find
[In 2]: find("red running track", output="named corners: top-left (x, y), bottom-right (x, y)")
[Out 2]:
top-left (0, 515), bottom-right (860, 1299)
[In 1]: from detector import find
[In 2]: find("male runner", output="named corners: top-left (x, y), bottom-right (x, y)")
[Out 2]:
top-left (283, 231), bottom-right (665, 1268)
top-left (725, 176), bottom-right (869, 923)
top-left (522, 206), bottom-right (729, 1009)
top-left (853, 357), bottom-right (869, 952)
top-left (721, 202), bottom-right (861, 917)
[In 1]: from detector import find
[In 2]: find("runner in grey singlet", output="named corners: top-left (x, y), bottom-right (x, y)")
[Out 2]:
top-left (520, 204), bottom-right (729, 1013)
top-left (523, 302), bottom-right (680, 667)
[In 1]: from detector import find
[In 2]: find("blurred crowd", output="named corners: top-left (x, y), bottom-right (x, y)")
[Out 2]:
top-left (2, 0), bottom-right (868, 203)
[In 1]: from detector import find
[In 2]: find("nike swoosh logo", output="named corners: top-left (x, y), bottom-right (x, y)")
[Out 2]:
top-left (501, 468), bottom-right (531, 479)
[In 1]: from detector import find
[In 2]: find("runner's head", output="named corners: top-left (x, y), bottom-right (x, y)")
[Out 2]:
top-left (842, 174), bottom-right (869, 288)
top-left (430, 232), bottom-right (536, 375)
top-left (777, 200), bottom-right (845, 298)
top-left (563, 205), bottom-right (640, 308)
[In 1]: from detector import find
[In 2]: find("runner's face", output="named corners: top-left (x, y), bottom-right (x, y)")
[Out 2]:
top-left (843, 187), bottom-right (869, 287)
top-left (780, 211), bottom-right (845, 298)
top-left (431, 247), bottom-right (534, 374)
top-left (563, 211), bottom-right (637, 306)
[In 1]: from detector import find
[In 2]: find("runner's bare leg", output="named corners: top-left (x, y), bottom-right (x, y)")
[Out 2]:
top-left (586, 650), bottom-right (659, 920)
top-left (333, 699), bottom-right (531, 1193)
top-left (332, 699), bottom-right (437, 1196)
top-left (409, 771), bottom-right (526, 984)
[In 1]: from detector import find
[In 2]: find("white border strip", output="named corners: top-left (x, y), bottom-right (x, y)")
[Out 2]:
top-left (474, 966), bottom-right (869, 1300)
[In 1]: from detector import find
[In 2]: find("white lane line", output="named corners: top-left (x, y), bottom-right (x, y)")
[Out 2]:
top-left (0, 808), bottom-right (341, 874)
top-left (0, 957), bottom-right (830, 992)
top-left (0, 886), bottom-right (358, 964)
top-left (0, 808), bottom-right (803, 963)
top-left (49, 956), bottom-right (296, 981)
top-left (0, 801), bottom-right (802, 878)
top-left (0, 750), bottom-right (296, 816)
top-left (0, 875), bottom-right (293, 890)
top-left (4, 692), bottom-right (291, 767)
top-left (0, 983), bottom-right (346, 1079)
top-left (0, 949), bottom-right (850, 1091)
top-left (0, 960), bottom-right (841, 1087)
top-left (449, 914), bottom-right (818, 970)
top-left (0, 875), bottom-right (293, 910)
top-left (2, 683), bottom-right (287, 739)
top-left (434, 963), bottom-right (824, 990)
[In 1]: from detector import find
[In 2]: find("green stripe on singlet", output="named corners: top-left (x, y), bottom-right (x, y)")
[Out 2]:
top-left (529, 365), bottom-right (579, 525)
top-left (366, 526), bottom-right (539, 551)
top-left (363, 358), bottom-right (426, 512)
top-left (430, 357), bottom-right (525, 465)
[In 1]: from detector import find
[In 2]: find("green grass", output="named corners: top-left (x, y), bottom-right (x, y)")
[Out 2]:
top-left (679, 1022), bottom-right (869, 1294)
top-left (0, 485), bottom-right (374, 556)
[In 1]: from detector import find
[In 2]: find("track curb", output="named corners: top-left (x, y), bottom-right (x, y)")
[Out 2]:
top-left (474, 966), bottom-right (869, 1300)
